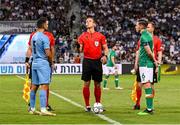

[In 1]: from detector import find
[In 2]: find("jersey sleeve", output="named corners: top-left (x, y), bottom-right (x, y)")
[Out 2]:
top-left (43, 36), bottom-right (50, 49)
top-left (140, 35), bottom-right (150, 46)
top-left (78, 34), bottom-right (84, 45)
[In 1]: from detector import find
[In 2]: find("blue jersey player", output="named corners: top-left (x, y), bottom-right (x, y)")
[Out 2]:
top-left (28, 17), bottom-right (56, 116)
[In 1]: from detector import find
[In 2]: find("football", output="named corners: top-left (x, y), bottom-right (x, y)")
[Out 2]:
top-left (93, 103), bottom-right (103, 114)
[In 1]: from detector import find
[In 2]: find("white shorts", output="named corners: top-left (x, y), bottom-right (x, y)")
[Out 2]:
top-left (104, 66), bottom-right (118, 75)
top-left (139, 67), bottom-right (153, 83)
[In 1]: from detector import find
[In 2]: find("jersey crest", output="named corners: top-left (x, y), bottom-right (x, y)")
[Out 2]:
top-left (94, 41), bottom-right (99, 47)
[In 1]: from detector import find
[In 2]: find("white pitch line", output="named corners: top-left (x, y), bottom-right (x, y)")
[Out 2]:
top-left (16, 75), bottom-right (121, 125)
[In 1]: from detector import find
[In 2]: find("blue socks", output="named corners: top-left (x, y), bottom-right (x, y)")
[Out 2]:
top-left (39, 90), bottom-right (47, 109)
top-left (30, 90), bottom-right (36, 108)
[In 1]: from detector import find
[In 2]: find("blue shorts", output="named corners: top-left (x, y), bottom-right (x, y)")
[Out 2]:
top-left (32, 61), bottom-right (51, 85)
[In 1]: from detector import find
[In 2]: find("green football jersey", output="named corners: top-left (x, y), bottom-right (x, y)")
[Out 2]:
top-left (106, 49), bottom-right (116, 67)
top-left (139, 29), bottom-right (154, 68)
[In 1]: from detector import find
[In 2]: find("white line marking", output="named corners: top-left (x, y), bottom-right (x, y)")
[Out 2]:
top-left (16, 75), bottom-right (121, 125)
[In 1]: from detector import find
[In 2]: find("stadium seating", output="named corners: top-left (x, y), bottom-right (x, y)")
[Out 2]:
top-left (0, 0), bottom-right (179, 64)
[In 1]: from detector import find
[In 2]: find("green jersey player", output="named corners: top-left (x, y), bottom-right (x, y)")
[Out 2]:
top-left (135, 19), bottom-right (158, 115)
top-left (103, 42), bottom-right (123, 90)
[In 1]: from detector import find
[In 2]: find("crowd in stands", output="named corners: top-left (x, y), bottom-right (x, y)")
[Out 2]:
top-left (0, 0), bottom-right (179, 64)
top-left (80, 0), bottom-right (180, 64)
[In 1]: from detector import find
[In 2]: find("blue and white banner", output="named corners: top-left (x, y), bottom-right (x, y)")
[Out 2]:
top-left (0, 64), bottom-right (122, 75)
top-left (0, 34), bottom-right (30, 63)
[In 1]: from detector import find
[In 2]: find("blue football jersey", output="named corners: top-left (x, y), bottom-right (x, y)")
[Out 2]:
top-left (31, 32), bottom-right (50, 63)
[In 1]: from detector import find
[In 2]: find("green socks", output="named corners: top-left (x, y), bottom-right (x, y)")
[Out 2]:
top-left (115, 75), bottom-right (119, 87)
top-left (145, 88), bottom-right (153, 110)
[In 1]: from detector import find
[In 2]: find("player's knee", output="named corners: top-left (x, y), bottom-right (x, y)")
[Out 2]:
top-left (41, 84), bottom-right (49, 90)
top-left (31, 84), bottom-right (38, 91)
top-left (143, 82), bottom-right (151, 88)
top-left (94, 81), bottom-right (101, 87)
top-left (84, 81), bottom-right (90, 87)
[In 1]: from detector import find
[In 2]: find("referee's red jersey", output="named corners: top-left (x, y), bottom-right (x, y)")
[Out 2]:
top-left (28, 31), bottom-right (55, 47)
top-left (78, 32), bottom-right (107, 59)
top-left (137, 35), bottom-right (162, 60)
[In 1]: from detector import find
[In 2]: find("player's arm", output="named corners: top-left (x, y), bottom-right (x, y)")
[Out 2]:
top-left (49, 34), bottom-right (55, 63)
top-left (25, 33), bottom-right (33, 67)
top-left (134, 50), bottom-right (139, 71)
top-left (79, 44), bottom-right (83, 53)
top-left (144, 45), bottom-right (157, 66)
top-left (45, 48), bottom-right (53, 64)
top-left (25, 45), bottom-right (32, 65)
top-left (102, 44), bottom-right (109, 57)
top-left (157, 38), bottom-right (163, 64)
top-left (78, 35), bottom-right (83, 53)
top-left (44, 37), bottom-right (53, 65)
top-left (111, 56), bottom-right (115, 66)
top-left (50, 45), bottom-right (55, 63)
top-left (157, 51), bottom-right (162, 64)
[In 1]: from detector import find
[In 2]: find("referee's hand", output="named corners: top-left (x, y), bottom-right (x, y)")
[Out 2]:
top-left (101, 55), bottom-right (107, 64)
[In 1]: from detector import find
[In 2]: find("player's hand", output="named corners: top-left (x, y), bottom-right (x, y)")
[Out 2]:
top-left (51, 63), bottom-right (56, 73)
top-left (155, 67), bottom-right (158, 74)
top-left (134, 63), bottom-right (138, 72)
top-left (101, 56), bottom-right (107, 65)
top-left (157, 60), bottom-right (161, 65)
top-left (154, 60), bottom-right (158, 67)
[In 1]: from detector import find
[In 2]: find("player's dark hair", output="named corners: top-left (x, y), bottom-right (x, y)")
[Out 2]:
top-left (37, 17), bottom-right (48, 28)
top-left (138, 18), bottom-right (148, 28)
top-left (86, 15), bottom-right (96, 23)
top-left (148, 21), bottom-right (156, 28)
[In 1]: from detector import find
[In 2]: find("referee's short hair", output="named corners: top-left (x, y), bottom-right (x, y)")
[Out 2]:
top-left (37, 17), bottom-right (48, 28)
top-left (86, 15), bottom-right (96, 23)
top-left (138, 18), bottom-right (148, 28)
top-left (148, 21), bottom-right (156, 28)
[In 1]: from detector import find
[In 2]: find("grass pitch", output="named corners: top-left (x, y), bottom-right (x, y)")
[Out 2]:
top-left (0, 74), bottom-right (180, 124)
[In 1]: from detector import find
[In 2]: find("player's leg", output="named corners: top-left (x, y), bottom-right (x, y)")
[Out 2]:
top-left (29, 68), bottom-right (40, 115)
top-left (103, 66), bottom-right (110, 89)
top-left (152, 65), bottom-right (158, 97)
top-left (138, 67), bottom-right (154, 115)
top-left (81, 58), bottom-right (92, 111)
top-left (114, 67), bottom-right (123, 90)
top-left (134, 68), bottom-right (142, 110)
top-left (92, 59), bottom-right (103, 104)
top-left (83, 81), bottom-right (91, 111)
top-left (94, 81), bottom-right (101, 103)
top-left (46, 69), bottom-right (54, 111)
top-left (134, 82), bottom-right (142, 109)
top-left (38, 65), bottom-right (56, 116)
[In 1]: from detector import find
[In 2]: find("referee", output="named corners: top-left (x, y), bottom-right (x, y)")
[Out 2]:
top-left (78, 16), bottom-right (109, 112)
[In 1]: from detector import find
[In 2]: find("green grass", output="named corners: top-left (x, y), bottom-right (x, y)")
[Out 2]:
top-left (0, 75), bottom-right (180, 124)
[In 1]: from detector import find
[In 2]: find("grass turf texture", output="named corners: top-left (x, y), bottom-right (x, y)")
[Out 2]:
top-left (0, 75), bottom-right (180, 124)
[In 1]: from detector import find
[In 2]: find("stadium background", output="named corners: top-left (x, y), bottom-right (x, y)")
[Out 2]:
top-left (0, 0), bottom-right (180, 124)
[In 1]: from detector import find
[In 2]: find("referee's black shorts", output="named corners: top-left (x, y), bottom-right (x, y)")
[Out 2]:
top-left (136, 65), bottom-right (157, 83)
top-left (82, 58), bottom-right (103, 83)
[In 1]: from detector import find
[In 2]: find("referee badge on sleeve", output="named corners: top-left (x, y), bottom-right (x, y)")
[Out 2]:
top-left (95, 41), bottom-right (99, 47)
